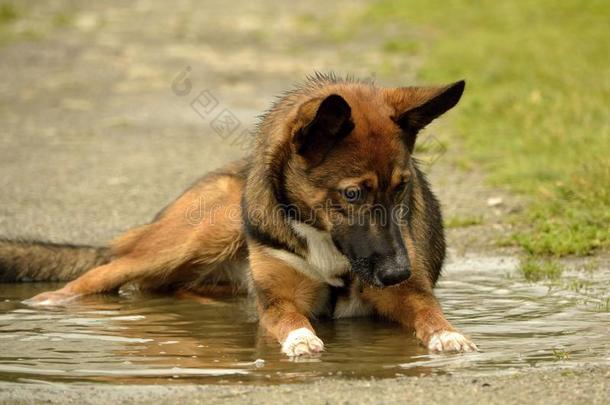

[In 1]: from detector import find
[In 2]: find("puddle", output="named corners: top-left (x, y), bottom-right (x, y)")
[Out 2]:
top-left (0, 254), bottom-right (608, 384)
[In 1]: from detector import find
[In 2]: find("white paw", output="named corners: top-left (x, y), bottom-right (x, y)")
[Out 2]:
top-left (281, 328), bottom-right (324, 357)
top-left (428, 330), bottom-right (478, 352)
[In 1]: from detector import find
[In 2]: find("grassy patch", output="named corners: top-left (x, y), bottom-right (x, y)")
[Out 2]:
top-left (0, 3), bottom-right (18, 25)
top-left (564, 279), bottom-right (591, 293)
top-left (52, 12), bottom-right (73, 28)
top-left (0, 2), bottom-right (18, 44)
top-left (519, 256), bottom-right (563, 281)
top-left (552, 348), bottom-right (570, 361)
top-left (363, 0), bottom-right (610, 256)
top-left (0, 2), bottom-right (45, 45)
top-left (0, 3), bottom-right (75, 46)
top-left (383, 38), bottom-right (420, 54)
top-left (445, 215), bottom-right (483, 229)
top-left (596, 298), bottom-right (610, 312)
top-left (583, 259), bottom-right (599, 273)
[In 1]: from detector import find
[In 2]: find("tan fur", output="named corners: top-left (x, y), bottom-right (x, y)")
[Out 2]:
top-left (17, 75), bottom-right (473, 354)
top-left (31, 168), bottom-right (248, 301)
top-left (249, 242), bottom-right (323, 342)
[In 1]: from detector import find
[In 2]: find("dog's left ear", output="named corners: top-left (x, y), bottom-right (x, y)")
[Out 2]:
top-left (292, 94), bottom-right (354, 166)
top-left (390, 80), bottom-right (465, 152)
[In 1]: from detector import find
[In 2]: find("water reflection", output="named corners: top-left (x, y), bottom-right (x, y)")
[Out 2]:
top-left (0, 254), bottom-right (608, 384)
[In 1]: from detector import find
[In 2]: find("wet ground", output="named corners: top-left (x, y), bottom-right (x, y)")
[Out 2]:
top-left (0, 0), bottom-right (609, 403)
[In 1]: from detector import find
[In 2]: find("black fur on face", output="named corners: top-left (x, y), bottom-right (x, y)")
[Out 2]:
top-left (331, 201), bottom-right (412, 288)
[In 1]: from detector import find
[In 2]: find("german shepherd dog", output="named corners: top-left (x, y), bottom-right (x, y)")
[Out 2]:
top-left (0, 74), bottom-right (477, 356)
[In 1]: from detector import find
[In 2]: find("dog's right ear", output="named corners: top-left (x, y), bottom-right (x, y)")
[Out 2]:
top-left (387, 81), bottom-right (465, 153)
top-left (292, 94), bottom-right (354, 165)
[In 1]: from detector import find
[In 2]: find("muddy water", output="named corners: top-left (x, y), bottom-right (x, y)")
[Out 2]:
top-left (0, 255), bottom-right (608, 384)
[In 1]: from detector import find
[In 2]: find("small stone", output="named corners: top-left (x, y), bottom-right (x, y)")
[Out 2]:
top-left (487, 197), bottom-right (503, 207)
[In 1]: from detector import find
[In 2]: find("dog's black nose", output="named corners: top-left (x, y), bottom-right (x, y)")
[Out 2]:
top-left (374, 253), bottom-right (411, 287)
top-left (378, 267), bottom-right (411, 286)
top-left (373, 254), bottom-right (411, 287)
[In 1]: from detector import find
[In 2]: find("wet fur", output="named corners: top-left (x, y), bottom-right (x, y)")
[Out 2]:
top-left (0, 74), bottom-right (475, 353)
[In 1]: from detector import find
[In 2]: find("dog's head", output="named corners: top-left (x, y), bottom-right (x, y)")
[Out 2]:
top-left (280, 79), bottom-right (465, 287)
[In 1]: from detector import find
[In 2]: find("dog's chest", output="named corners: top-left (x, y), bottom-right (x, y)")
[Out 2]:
top-left (263, 222), bottom-right (373, 318)
top-left (265, 222), bottom-right (349, 287)
top-left (293, 222), bottom-right (350, 283)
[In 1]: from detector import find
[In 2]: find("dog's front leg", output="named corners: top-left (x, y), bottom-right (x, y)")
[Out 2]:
top-left (363, 280), bottom-right (477, 352)
top-left (249, 244), bottom-right (324, 357)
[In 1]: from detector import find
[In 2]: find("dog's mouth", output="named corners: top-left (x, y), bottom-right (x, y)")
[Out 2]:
top-left (348, 257), bottom-right (383, 287)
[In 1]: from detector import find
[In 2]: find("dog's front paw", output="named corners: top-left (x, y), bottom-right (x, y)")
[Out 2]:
top-left (427, 330), bottom-right (478, 352)
top-left (281, 328), bottom-right (324, 357)
top-left (22, 289), bottom-right (81, 307)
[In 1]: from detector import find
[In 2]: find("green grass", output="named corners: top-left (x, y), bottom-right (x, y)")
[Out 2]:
top-left (597, 298), bottom-right (610, 312)
top-left (0, 2), bottom-right (19, 44)
top-left (552, 348), bottom-right (570, 361)
top-left (0, 2), bottom-right (45, 45)
top-left (0, 3), bottom-right (18, 24)
top-left (52, 12), bottom-right (73, 28)
top-left (445, 215), bottom-right (483, 229)
top-left (583, 259), bottom-right (599, 273)
top-left (565, 279), bottom-right (591, 293)
top-left (363, 0), bottom-right (610, 256)
top-left (383, 38), bottom-right (420, 54)
top-left (519, 256), bottom-right (563, 282)
top-left (0, 3), bottom-right (76, 46)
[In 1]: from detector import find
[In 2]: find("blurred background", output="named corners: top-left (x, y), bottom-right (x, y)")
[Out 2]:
top-left (0, 0), bottom-right (608, 267)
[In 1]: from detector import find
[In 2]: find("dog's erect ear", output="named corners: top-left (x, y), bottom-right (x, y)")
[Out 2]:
top-left (391, 80), bottom-right (465, 152)
top-left (293, 94), bottom-right (354, 165)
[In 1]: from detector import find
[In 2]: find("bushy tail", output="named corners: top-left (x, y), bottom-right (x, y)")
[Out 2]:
top-left (0, 239), bottom-right (111, 282)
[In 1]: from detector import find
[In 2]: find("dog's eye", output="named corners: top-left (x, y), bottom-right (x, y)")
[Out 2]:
top-left (395, 179), bottom-right (409, 195)
top-left (342, 186), bottom-right (364, 204)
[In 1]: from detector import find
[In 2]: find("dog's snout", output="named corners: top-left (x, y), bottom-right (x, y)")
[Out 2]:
top-left (335, 221), bottom-right (412, 287)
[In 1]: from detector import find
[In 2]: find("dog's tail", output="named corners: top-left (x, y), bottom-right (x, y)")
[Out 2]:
top-left (0, 239), bottom-right (111, 282)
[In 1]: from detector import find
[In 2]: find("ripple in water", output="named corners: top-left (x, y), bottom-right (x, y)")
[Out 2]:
top-left (0, 254), bottom-right (608, 384)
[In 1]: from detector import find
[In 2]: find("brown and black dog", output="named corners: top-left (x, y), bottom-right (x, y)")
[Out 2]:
top-left (0, 74), bottom-right (477, 356)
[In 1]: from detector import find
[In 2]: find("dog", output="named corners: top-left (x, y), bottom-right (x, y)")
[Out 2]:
top-left (0, 74), bottom-right (477, 356)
